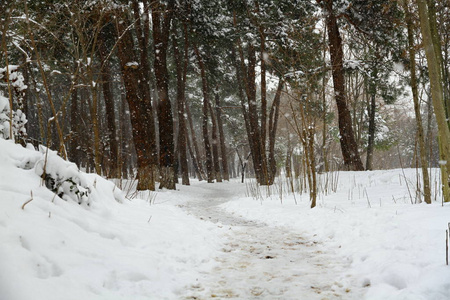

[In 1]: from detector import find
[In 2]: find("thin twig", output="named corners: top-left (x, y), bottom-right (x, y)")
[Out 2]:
top-left (21, 191), bottom-right (34, 210)
top-left (364, 188), bottom-right (371, 208)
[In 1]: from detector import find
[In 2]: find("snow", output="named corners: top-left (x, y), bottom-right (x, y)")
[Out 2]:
top-left (0, 65), bottom-right (27, 92)
top-left (125, 61), bottom-right (139, 68)
top-left (1, 138), bottom-right (450, 299)
top-left (220, 171), bottom-right (450, 299)
top-left (0, 95), bottom-right (10, 139)
top-left (0, 139), bottom-right (222, 300)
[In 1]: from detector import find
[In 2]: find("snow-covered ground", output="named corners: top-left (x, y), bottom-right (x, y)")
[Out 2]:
top-left (1, 138), bottom-right (450, 299)
top-left (220, 172), bottom-right (450, 299)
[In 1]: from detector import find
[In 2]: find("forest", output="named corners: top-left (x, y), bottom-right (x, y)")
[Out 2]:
top-left (1, 0), bottom-right (450, 207)
top-left (3, 1), bottom-right (450, 299)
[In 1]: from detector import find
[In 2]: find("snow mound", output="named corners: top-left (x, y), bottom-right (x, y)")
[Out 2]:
top-left (0, 139), bottom-right (222, 300)
top-left (34, 146), bottom-right (93, 205)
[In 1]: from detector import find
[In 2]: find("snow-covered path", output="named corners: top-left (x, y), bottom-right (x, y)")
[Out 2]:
top-left (2, 139), bottom-right (450, 300)
top-left (178, 183), bottom-right (365, 299)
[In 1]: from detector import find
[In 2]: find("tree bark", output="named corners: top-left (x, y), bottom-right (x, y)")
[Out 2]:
top-left (246, 44), bottom-right (266, 183)
top-left (417, 0), bottom-right (450, 202)
top-left (185, 102), bottom-right (205, 181)
top-left (427, 0), bottom-right (450, 123)
top-left (230, 45), bottom-right (254, 180)
top-left (134, 0), bottom-right (158, 170)
top-left (403, 0), bottom-right (431, 204)
top-left (69, 70), bottom-right (80, 165)
top-left (268, 79), bottom-right (284, 183)
top-left (194, 44), bottom-right (214, 183)
top-left (259, 29), bottom-right (269, 185)
top-left (172, 23), bottom-right (190, 185)
top-left (115, 10), bottom-right (155, 190)
top-left (319, 0), bottom-right (364, 171)
top-left (215, 93), bottom-right (230, 181)
top-left (365, 91), bottom-right (376, 171)
top-left (151, 0), bottom-right (176, 189)
top-left (97, 28), bottom-right (119, 178)
top-left (231, 10), bottom-right (268, 183)
top-left (209, 99), bottom-right (223, 182)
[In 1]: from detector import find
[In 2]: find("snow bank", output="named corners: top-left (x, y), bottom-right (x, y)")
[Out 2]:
top-left (0, 139), bottom-right (222, 300)
top-left (2, 136), bottom-right (449, 299)
top-left (221, 170), bottom-right (450, 300)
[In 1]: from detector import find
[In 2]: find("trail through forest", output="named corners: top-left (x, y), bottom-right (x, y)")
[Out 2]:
top-left (1, 138), bottom-right (449, 300)
top-left (178, 183), bottom-right (366, 299)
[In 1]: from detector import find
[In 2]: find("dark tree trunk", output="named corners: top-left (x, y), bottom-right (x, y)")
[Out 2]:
top-left (151, 0), bottom-right (176, 189)
top-left (232, 42), bottom-right (263, 183)
top-left (185, 102), bottom-right (205, 180)
top-left (246, 44), bottom-right (265, 183)
top-left (209, 100), bottom-right (222, 182)
top-left (268, 79), bottom-right (284, 183)
top-left (230, 46), bottom-right (255, 178)
top-left (259, 31), bottom-right (269, 185)
top-left (365, 92), bottom-right (376, 170)
top-left (97, 28), bottom-right (119, 178)
top-left (194, 44), bottom-right (214, 183)
top-left (115, 10), bottom-right (155, 190)
top-left (186, 134), bottom-right (203, 181)
top-left (119, 94), bottom-right (129, 179)
top-left (172, 22), bottom-right (190, 185)
top-left (215, 93), bottom-right (230, 181)
top-left (134, 0), bottom-right (158, 169)
top-left (320, 0), bottom-right (364, 171)
top-left (69, 69), bottom-right (80, 165)
top-left (133, 0), bottom-right (158, 188)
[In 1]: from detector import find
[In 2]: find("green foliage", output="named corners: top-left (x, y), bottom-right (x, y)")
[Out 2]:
top-left (43, 173), bottom-right (90, 204)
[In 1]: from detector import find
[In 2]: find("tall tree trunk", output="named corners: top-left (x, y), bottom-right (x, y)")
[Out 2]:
top-left (194, 44), bottom-right (214, 183)
top-left (151, 0), bottom-right (176, 189)
top-left (403, 0), bottom-right (431, 204)
top-left (365, 92), bottom-right (376, 170)
top-left (133, 0), bottom-right (158, 188)
top-left (417, 0), bottom-right (450, 202)
top-left (209, 100), bottom-right (222, 182)
top-left (268, 79), bottom-right (284, 184)
top-left (69, 69), bottom-right (80, 165)
top-left (231, 10), bottom-right (268, 183)
top-left (321, 26), bottom-right (329, 173)
top-left (136, 1), bottom-right (158, 158)
top-left (319, 0), bottom-right (364, 171)
top-left (230, 44), bottom-right (255, 180)
top-left (97, 28), bottom-right (119, 178)
top-left (285, 136), bottom-right (292, 178)
top-left (186, 135), bottom-right (201, 180)
top-left (172, 23), bottom-right (190, 185)
top-left (259, 29), bottom-right (269, 185)
top-left (246, 44), bottom-right (266, 183)
top-left (119, 94), bottom-right (129, 179)
top-left (215, 93), bottom-right (230, 181)
top-left (185, 102), bottom-right (205, 180)
top-left (115, 10), bottom-right (155, 190)
top-left (427, 0), bottom-right (450, 123)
